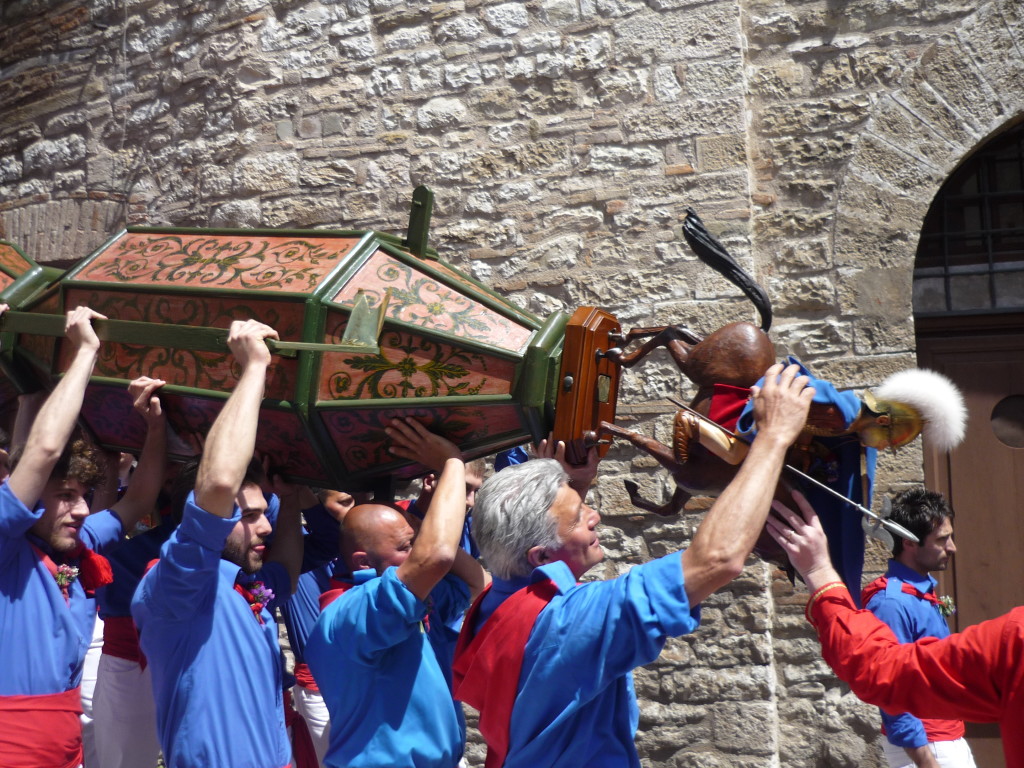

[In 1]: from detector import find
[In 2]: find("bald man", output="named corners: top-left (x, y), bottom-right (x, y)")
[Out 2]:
top-left (306, 419), bottom-right (486, 768)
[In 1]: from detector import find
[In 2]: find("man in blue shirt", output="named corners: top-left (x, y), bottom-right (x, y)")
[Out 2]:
top-left (455, 362), bottom-right (815, 768)
top-left (132, 319), bottom-right (303, 768)
top-left (862, 488), bottom-right (976, 768)
top-left (306, 418), bottom-right (487, 768)
top-left (0, 306), bottom-right (166, 767)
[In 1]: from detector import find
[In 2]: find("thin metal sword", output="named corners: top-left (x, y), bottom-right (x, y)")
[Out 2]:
top-left (666, 397), bottom-right (919, 543)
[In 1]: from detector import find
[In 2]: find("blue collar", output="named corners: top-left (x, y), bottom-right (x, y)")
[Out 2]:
top-left (886, 559), bottom-right (937, 592)
top-left (490, 560), bottom-right (577, 599)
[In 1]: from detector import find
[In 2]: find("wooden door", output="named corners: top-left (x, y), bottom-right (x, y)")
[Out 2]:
top-left (918, 328), bottom-right (1024, 768)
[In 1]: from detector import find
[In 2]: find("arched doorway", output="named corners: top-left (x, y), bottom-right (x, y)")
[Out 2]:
top-left (914, 119), bottom-right (1024, 768)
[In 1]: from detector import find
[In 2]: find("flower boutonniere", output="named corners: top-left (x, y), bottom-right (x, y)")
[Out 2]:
top-left (938, 594), bottom-right (956, 617)
top-left (236, 581), bottom-right (275, 624)
top-left (55, 564), bottom-right (80, 589)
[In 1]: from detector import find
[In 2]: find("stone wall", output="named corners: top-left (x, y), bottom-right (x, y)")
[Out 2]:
top-left (3, 0), bottom-right (1023, 765)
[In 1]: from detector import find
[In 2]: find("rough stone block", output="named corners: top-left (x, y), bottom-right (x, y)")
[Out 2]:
top-left (616, 3), bottom-right (740, 61)
top-left (916, 37), bottom-right (1005, 135)
top-left (416, 97), bottom-right (469, 130)
top-left (23, 135), bottom-right (87, 174)
top-left (833, 209), bottom-right (918, 270)
top-left (482, 3), bottom-right (530, 36)
top-left (696, 133), bottom-right (745, 172)
top-left (233, 152), bottom-right (300, 193)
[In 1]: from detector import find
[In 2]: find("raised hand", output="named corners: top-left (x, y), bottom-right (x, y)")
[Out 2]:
top-left (226, 319), bottom-right (278, 370)
top-left (535, 434), bottom-right (599, 495)
top-left (128, 376), bottom-right (166, 428)
top-left (385, 417), bottom-right (461, 473)
top-left (750, 363), bottom-right (815, 447)
top-left (65, 306), bottom-right (106, 352)
top-left (766, 490), bottom-right (837, 588)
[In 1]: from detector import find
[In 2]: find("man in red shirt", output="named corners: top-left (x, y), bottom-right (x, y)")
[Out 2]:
top-left (769, 492), bottom-right (1024, 768)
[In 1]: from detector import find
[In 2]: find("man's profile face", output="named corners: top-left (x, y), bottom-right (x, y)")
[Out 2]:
top-left (911, 516), bottom-right (956, 574)
top-left (30, 476), bottom-right (90, 553)
top-left (365, 512), bottom-right (416, 574)
top-left (542, 483), bottom-right (604, 580)
top-left (222, 483), bottom-right (272, 574)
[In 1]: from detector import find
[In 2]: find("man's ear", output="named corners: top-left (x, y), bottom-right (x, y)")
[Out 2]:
top-left (422, 473), bottom-right (438, 494)
top-left (351, 551), bottom-right (372, 571)
top-left (527, 545), bottom-right (548, 568)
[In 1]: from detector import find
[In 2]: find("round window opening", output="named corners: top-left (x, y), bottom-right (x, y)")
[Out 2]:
top-left (991, 395), bottom-right (1024, 448)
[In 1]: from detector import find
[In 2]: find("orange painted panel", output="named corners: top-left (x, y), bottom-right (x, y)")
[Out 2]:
top-left (332, 250), bottom-right (533, 352)
top-left (427, 259), bottom-right (536, 326)
top-left (58, 288), bottom-right (303, 400)
top-left (0, 243), bottom-right (32, 277)
top-left (74, 232), bottom-right (360, 293)
top-left (318, 317), bottom-right (516, 401)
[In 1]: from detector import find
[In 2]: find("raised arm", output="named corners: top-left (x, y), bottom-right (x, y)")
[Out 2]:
top-left (451, 547), bottom-right (490, 600)
top-left (680, 362), bottom-right (814, 606)
top-left (109, 377), bottom-right (168, 530)
top-left (769, 492), bottom-right (1015, 727)
top-left (387, 418), bottom-right (466, 602)
top-left (194, 320), bottom-right (278, 518)
top-left (8, 306), bottom-right (105, 508)
top-left (263, 470), bottom-right (312, 595)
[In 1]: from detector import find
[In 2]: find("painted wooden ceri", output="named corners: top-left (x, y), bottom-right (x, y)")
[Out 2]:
top-left (0, 188), bottom-right (620, 491)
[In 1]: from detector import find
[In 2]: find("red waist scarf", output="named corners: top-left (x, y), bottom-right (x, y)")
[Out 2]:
top-left (0, 687), bottom-right (83, 768)
top-left (453, 579), bottom-right (558, 768)
top-left (102, 615), bottom-right (144, 663)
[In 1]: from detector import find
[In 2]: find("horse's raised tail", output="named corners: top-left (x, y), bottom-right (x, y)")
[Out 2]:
top-left (682, 208), bottom-right (772, 332)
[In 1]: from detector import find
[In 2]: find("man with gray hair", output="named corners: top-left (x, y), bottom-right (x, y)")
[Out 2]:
top-left (453, 362), bottom-right (815, 768)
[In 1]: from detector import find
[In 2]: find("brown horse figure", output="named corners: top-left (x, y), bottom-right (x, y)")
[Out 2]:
top-left (595, 209), bottom-right (780, 515)
top-left (594, 210), bottom-right (964, 530)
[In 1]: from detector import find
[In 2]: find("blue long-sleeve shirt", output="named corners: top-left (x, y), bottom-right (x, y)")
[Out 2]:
top-left (131, 492), bottom-right (291, 768)
top-left (0, 481), bottom-right (123, 695)
top-left (865, 559), bottom-right (954, 748)
top-left (471, 553), bottom-right (700, 768)
top-left (307, 568), bottom-right (470, 768)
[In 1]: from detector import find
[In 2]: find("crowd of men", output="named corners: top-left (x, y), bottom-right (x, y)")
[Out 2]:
top-left (1, 308), bottom-right (1020, 768)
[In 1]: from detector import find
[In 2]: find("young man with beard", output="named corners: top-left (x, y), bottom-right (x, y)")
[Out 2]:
top-left (861, 489), bottom-right (976, 768)
top-left (132, 319), bottom-right (303, 768)
top-left (0, 306), bottom-right (167, 768)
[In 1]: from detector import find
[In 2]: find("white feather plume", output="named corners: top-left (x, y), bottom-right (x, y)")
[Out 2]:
top-left (871, 369), bottom-right (967, 451)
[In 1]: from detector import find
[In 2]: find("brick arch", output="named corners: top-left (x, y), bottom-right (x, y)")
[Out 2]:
top-left (831, 0), bottom-right (1024, 315)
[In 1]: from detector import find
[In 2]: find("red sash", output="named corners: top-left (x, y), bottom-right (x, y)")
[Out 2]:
top-left (319, 577), bottom-right (356, 611)
top-left (102, 615), bottom-right (144, 663)
top-left (283, 688), bottom-right (319, 768)
top-left (293, 662), bottom-right (319, 693)
top-left (452, 579), bottom-right (558, 768)
top-left (0, 687), bottom-right (84, 768)
top-left (860, 577), bottom-right (965, 743)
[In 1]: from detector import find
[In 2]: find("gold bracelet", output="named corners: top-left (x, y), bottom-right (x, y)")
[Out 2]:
top-left (804, 581), bottom-right (848, 624)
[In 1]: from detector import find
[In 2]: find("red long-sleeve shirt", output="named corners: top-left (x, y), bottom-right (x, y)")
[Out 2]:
top-left (810, 589), bottom-right (1024, 768)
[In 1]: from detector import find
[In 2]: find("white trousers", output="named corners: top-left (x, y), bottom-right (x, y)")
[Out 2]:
top-left (92, 654), bottom-right (161, 768)
top-left (80, 616), bottom-right (103, 767)
top-left (883, 737), bottom-right (978, 768)
top-left (292, 684), bottom-right (331, 767)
